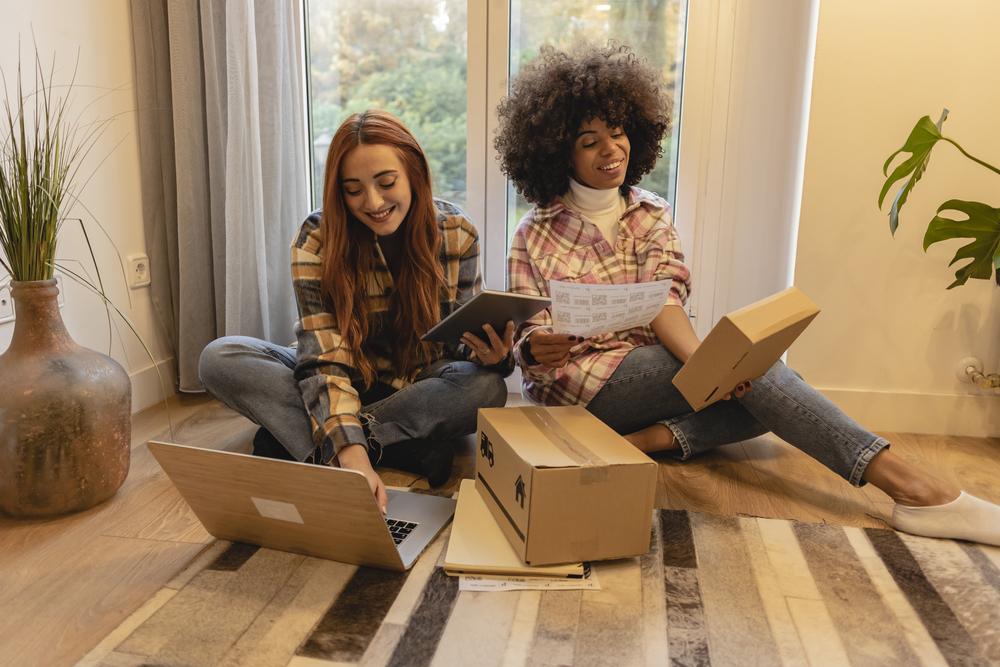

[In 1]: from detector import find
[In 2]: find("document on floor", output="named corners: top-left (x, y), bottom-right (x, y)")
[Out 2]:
top-left (549, 279), bottom-right (672, 338)
top-left (458, 565), bottom-right (600, 592)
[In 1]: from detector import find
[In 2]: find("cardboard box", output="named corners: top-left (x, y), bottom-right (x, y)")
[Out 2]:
top-left (475, 406), bottom-right (657, 566)
top-left (672, 286), bottom-right (820, 411)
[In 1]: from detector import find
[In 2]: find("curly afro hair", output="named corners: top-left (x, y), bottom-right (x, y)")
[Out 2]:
top-left (494, 43), bottom-right (672, 206)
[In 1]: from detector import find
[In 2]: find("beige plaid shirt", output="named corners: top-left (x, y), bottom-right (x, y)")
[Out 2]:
top-left (292, 200), bottom-right (498, 464)
top-left (508, 187), bottom-right (691, 406)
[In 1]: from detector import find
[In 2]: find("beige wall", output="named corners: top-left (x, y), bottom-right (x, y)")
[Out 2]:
top-left (0, 1), bottom-right (174, 412)
top-left (790, 0), bottom-right (1000, 435)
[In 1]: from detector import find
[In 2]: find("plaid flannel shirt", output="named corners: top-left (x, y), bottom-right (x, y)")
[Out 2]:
top-left (292, 200), bottom-right (509, 464)
top-left (507, 187), bottom-right (691, 406)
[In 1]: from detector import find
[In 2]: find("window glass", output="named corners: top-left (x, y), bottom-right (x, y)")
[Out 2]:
top-left (307, 0), bottom-right (469, 210)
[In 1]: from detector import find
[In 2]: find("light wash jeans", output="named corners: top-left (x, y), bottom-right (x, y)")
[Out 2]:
top-left (585, 345), bottom-right (888, 486)
top-left (199, 336), bottom-right (509, 463)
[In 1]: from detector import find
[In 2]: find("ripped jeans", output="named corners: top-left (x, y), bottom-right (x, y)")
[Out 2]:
top-left (198, 336), bottom-right (509, 462)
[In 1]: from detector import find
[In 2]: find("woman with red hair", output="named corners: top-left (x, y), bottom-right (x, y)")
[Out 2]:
top-left (200, 111), bottom-right (511, 511)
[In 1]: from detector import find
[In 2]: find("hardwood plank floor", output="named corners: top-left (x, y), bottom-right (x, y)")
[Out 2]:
top-left (0, 394), bottom-right (997, 666)
top-left (0, 393), bottom-right (246, 667)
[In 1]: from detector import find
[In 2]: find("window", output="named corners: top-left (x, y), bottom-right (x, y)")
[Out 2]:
top-left (306, 0), bottom-right (469, 210)
top-left (305, 0), bottom-right (688, 288)
top-left (305, 0), bottom-right (818, 342)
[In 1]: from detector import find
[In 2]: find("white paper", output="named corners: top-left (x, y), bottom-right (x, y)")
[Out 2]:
top-left (549, 280), bottom-right (672, 338)
top-left (458, 565), bottom-right (600, 592)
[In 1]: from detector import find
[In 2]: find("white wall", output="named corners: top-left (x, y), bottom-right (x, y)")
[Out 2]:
top-left (0, 1), bottom-right (175, 413)
top-left (790, 0), bottom-right (1000, 436)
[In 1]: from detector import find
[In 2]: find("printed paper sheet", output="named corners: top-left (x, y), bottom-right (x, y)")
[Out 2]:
top-left (549, 279), bottom-right (672, 338)
top-left (458, 565), bottom-right (600, 592)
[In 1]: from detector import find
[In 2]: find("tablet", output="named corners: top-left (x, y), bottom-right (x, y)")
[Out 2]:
top-left (422, 290), bottom-right (551, 344)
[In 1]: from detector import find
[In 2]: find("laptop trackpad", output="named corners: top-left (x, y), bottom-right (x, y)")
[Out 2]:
top-left (251, 497), bottom-right (305, 524)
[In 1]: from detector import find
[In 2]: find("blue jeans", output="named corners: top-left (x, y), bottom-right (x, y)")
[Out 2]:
top-left (198, 336), bottom-right (509, 462)
top-left (585, 345), bottom-right (888, 486)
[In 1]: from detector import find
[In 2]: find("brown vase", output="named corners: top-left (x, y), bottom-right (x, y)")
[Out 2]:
top-left (0, 280), bottom-right (131, 517)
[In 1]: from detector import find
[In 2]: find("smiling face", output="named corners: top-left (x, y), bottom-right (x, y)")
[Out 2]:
top-left (570, 118), bottom-right (630, 190)
top-left (340, 143), bottom-right (413, 236)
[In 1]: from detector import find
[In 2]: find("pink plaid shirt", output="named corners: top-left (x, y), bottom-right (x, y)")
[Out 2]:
top-left (507, 187), bottom-right (691, 406)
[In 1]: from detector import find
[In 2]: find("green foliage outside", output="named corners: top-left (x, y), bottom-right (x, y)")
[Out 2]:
top-left (307, 0), bottom-right (686, 244)
top-left (308, 0), bottom-right (469, 207)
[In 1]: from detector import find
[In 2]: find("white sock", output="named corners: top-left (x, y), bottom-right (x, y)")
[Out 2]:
top-left (891, 491), bottom-right (1000, 547)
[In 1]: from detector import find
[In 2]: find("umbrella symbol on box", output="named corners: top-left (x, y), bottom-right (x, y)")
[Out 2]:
top-left (515, 475), bottom-right (526, 508)
top-left (480, 433), bottom-right (494, 467)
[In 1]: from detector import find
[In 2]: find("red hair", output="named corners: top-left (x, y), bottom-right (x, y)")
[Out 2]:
top-left (320, 110), bottom-right (444, 387)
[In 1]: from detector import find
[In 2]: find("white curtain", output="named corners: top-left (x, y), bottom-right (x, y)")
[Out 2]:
top-left (131, 0), bottom-right (309, 391)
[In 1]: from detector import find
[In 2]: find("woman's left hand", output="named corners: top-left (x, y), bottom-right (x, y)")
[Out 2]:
top-left (463, 321), bottom-right (514, 366)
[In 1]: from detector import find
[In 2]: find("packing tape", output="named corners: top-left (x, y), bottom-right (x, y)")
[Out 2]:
top-left (523, 407), bottom-right (606, 468)
top-left (580, 467), bottom-right (609, 484)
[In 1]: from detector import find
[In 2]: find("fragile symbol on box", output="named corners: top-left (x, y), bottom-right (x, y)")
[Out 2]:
top-left (480, 432), bottom-right (495, 467)
top-left (515, 475), bottom-right (526, 508)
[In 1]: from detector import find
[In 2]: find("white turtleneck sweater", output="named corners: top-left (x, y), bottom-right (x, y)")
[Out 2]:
top-left (562, 177), bottom-right (627, 247)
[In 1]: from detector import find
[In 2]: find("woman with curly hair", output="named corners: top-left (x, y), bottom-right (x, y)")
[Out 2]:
top-left (200, 111), bottom-right (512, 512)
top-left (496, 44), bottom-right (999, 545)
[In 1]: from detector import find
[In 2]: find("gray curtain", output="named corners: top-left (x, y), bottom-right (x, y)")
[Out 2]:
top-left (130, 0), bottom-right (309, 392)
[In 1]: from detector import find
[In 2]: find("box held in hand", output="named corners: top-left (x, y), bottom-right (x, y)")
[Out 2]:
top-left (475, 406), bottom-right (656, 566)
top-left (672, 286), bottom-right (820, 411)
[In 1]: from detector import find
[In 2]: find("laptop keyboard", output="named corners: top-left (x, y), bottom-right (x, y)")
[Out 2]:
top-left (386, 518), bottom-right (419, 545)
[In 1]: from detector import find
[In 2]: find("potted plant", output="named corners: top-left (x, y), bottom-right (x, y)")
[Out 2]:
top-left (0, 55), bottom-right (131, 517)
top-left (879, 109), bottom-right (1000, 288)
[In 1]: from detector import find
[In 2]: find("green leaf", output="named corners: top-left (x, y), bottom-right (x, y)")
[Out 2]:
top-left (879, 111), bottom-right (948, 235)
top-left (923, 199), bottom-right (1000, 288)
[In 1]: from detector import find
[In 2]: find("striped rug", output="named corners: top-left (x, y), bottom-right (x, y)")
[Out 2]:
top-left (84, 510), bottom-right (1000, 667)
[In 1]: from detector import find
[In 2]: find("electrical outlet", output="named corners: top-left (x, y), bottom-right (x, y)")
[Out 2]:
top-left (127, 253), bottom-right (151, 289)
top-left (0, 281), bottom-right (14, 325)
top-left (54, 272), bottom-right (65, 308)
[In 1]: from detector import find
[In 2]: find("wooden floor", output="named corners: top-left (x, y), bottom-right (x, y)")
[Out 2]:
top-left (1, 395), bottom-right (998, 667)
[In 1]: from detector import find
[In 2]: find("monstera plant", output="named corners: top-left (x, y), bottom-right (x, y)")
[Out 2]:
top-left (879, 109), bottom-right (1000, 288)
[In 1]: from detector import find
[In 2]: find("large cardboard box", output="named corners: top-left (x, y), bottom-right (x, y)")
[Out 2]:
top-left (475, 406), bottom-right (656, 566)
top-left (672, 286), bottom-right (820, 411)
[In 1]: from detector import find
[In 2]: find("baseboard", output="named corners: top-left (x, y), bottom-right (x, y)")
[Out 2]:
top-left (126, 361), bottom-right (996, 437)
top-left (130, 357), bottom-right (177, 414)
top-left (818, 387), bottom-right (999, 437)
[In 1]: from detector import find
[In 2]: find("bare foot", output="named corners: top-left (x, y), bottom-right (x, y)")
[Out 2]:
top-left (624, 424), bottom-right (677, 453)
top-left (863, 449), bottom-right (959, 506)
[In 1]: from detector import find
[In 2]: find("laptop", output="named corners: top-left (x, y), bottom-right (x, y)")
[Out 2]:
top-left (148, 441), bottom-right (456, 571)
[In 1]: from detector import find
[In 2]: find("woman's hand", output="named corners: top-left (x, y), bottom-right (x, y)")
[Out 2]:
top-left (527, 331), bottom-right (582, 368)
top-left (336, 443), bottom-right (388, 515)
top-left (462, 321), bottom-right (514, 366)
top-left (723, 380), bottom-right (753, 401)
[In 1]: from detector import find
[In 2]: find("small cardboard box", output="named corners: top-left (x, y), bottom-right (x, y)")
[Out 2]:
top-left (673, 286), bottom-right (820, 411)
top-left (475, 406), bottom-right (657, 566)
